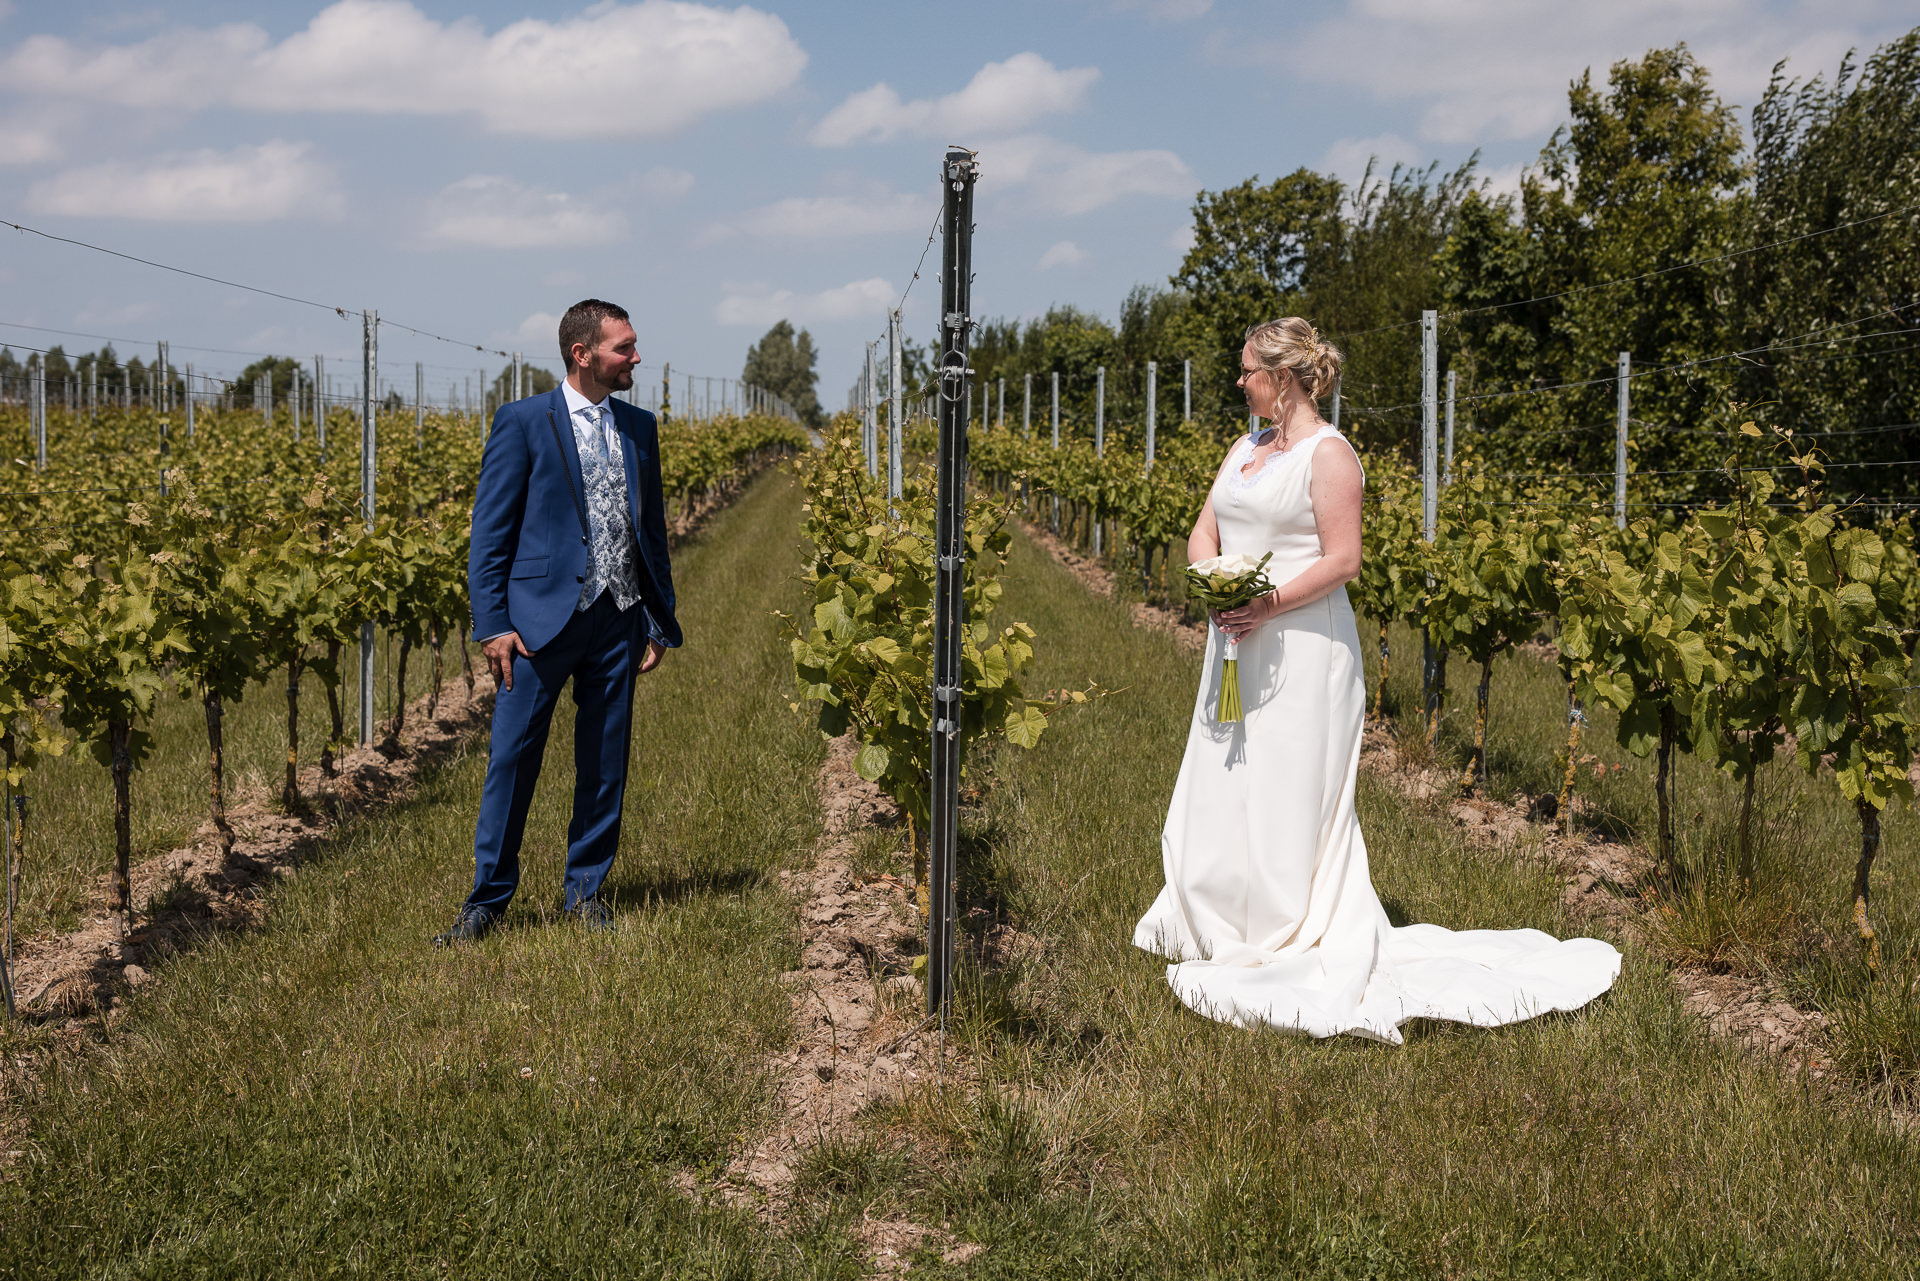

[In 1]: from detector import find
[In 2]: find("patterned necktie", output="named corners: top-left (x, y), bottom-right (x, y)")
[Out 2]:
top-left (592, 406), bottom-right (611, 464)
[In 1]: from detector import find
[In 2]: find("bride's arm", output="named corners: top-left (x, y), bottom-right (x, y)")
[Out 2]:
top-left (1215, 438), bottom-right (1364, 640)
top-left (1187, 494), bottom-right (1221, 564)
top-left (1185, 441), bottom-right (1246, 564)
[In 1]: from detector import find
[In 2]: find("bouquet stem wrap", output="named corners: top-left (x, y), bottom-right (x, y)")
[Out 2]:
top-left (1217, 635), bottom-right (1245, 723)
top-left (1184, 552), bottom-right (1275, 727)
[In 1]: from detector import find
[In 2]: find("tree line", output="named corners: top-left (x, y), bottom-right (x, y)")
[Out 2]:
top-left (969, 31), bottom-right (1920, 501)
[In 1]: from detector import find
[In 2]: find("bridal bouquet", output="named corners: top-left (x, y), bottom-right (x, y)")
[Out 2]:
top-left (1185, 552), bottom-right (1275, 723)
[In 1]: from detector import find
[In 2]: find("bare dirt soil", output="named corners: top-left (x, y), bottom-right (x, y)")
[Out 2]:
top-left (686, 734), bottom-right (988, 1271)
top-left (9, 671), bottom-right (498, 1027)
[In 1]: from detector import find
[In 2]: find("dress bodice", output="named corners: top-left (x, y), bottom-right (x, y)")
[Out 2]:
top-left (1210, 424), bottom-right (1354, 586)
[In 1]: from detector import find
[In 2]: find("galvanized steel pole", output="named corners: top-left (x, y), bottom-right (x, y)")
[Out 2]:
top-left (360, 310), bottom-right (378, 749)
top-left (1420, 310), bottom-right (1443, 742)
top-left (1145, 360), bottom-right (1157, 472)
top-left (1050, 370), bottom-right (1061, 531)
top-left (889, 309), bottom-right (903, 500)
top-left (1421, 312), bottom-right (1438, 540)
top-left (1615, 352), bottom-right (1630, 530)
top-left (1094, 366), bottom-right (1105, 556)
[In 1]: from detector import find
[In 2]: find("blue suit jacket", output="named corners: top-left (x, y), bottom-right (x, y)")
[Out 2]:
top-left (467, 387), bottom-right (681, 654)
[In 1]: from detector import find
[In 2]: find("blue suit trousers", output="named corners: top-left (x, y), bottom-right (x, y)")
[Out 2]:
top-left (467, 591), bottom-right (639, 913)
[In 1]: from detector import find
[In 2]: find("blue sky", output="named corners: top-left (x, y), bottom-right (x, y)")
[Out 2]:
top-left (0, 0), bottom-right (1911, 409)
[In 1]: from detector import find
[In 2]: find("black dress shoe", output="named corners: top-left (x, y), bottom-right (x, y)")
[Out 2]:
top-left (432, 905), bottom-right (497, 946)
top-left (561, 897), bottom-right (614, 931)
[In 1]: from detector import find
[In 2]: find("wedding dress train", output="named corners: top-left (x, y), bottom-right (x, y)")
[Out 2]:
top-left (1131, 425), bottom-right (1620, 1043)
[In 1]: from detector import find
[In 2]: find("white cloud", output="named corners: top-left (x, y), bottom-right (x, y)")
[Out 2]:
top-left (516, 311), bottom-right (561, 346)
top-left (1113, 0), bottom-right (1213, 19)
top-left (715, 277), bottom-right (894, 326)
top-left (811, 52), bottom-right (1098, 146)
top-left (1478, 162), bottom-right (1529, 201)
top-left (639, 166), bottom-right (695, 200)
top-left (26, 141), bottom-right (339, 221)
top-left (422, 175), bottom-right (625, 249)
top-left (1219, 0), bottom-right (1913, 147)
top-left (725, 186), bottom-right (934, 239)
top-left (0, 124), bottom-right (54, 165)
top-left (0, 0), bottom-right (807, 139)
top-left (1318, 133), bottom-right (1427, 186)
top-left (1037, 240), bottom-right (1087, 270)
top-left (988, 134), bottom-right (1193, 216)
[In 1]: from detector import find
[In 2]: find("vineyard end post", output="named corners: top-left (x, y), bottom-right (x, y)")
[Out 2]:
top-left (1331, 375), bottom-right (1342, 430)
top-left (361, 310), bottom-right (378, 748)
top-left (1145, 360), bottom-right (1157, 473)
top-left (1421, 312), bottom-right (1438, 538)
top-left (889, 309), bottom-right (904, 501)
top-left (1050, 371), bottom-right (1061, 532)
top-left (928, 145), bottom-right (979, 1023)
top-left (1420, 310), bottom-right (1442, 743)
top-left (1615, 351), bottom-right (1630, 530)
top-left (1094, 366), bottom-right (1105, 458)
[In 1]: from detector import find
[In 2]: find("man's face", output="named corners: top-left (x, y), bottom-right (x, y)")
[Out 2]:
top-left (579, 319), bottom-right (641, 390)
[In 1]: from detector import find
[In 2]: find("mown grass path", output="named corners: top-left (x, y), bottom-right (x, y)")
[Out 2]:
top-left (850, 526), bottom-right (1920, 1278)
top-left (0, 472), bottom-right (852, 1278)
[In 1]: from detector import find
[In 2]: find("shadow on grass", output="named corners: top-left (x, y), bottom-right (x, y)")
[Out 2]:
top-left (600, 864), bottom-right (766, 911)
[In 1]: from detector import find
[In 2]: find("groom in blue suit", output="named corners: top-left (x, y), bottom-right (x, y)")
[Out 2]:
top-left (435, 299), bottom-right (680, 944)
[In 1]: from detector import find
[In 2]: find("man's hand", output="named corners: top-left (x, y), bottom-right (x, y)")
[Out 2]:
top-left (484, 631), bottom-right (535, 691)
top-left (637, 639), bottom-right (666, 675)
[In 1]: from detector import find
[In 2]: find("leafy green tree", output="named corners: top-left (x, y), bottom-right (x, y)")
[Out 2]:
top-left (742, 320), bottom-right (823, 428)
top-left (235, 356), bottom-right (304, 405)
top-left (1170, 161), bottom-right (1475, 449)
top-left (488, 363), bottom-right (558, 405)
top-left (1441, 46), bottom-right (1747, 484)
top-left (1741, 30), bottom-right (1920, 499)
top-left (1172, 169), bottom-right (1344, 414)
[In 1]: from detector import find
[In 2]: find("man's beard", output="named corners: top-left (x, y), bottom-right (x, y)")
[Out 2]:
top-left (600, 362), bottom-right (635, 391)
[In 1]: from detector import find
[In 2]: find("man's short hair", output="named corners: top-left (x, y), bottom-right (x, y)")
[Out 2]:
top-left (558, 299), bottom-right (631, 369)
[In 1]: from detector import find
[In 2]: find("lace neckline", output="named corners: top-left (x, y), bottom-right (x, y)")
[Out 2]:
top-left (1229, 424), bottom-right (1340, 490)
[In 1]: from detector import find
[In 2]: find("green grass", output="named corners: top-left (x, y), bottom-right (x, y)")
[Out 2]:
top-left (794, 526), bottom-right (1920, 1278)
top-left (0, 471), bottom-right (845, 1278)
top-left (7, 480), bottom-right (1920, 1277)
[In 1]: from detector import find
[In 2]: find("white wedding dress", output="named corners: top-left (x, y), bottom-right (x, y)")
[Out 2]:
top-left (1132, 425), bottom-right (1621, 1043)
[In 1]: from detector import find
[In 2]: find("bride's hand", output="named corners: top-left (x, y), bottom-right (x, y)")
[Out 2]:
top-left (1213, 591), bottom-right (1279, 642)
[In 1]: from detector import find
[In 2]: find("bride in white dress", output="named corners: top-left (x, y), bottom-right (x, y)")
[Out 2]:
top-left (1132, 318), bottom-right (1621, 1042)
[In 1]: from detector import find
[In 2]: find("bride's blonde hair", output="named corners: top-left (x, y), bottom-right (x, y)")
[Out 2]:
top-left (1244, 317), bottom-right (1343, 404)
